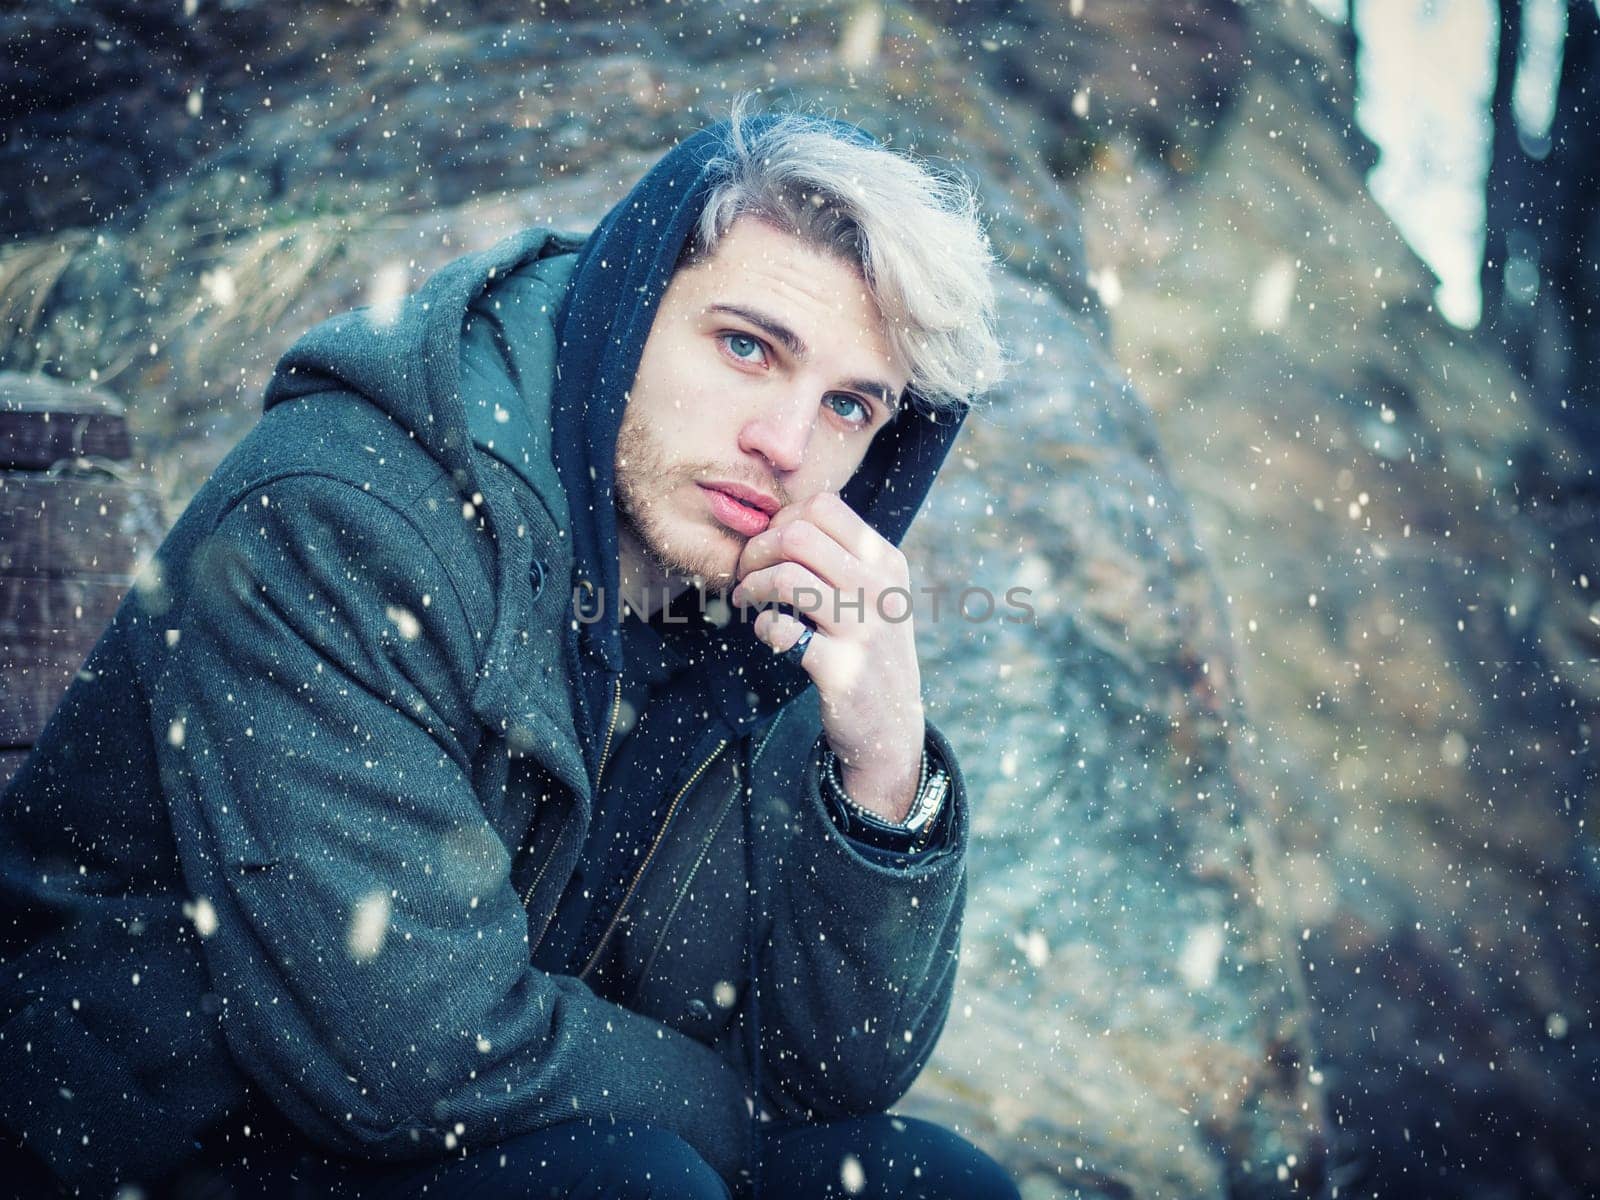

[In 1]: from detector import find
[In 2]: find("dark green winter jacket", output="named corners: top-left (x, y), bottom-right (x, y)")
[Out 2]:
top-left (0, 221), bottom-right (970, 1197)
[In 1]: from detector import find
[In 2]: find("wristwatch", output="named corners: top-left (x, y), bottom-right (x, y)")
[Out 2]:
top-left (820, 743), bottom-right (951, 853)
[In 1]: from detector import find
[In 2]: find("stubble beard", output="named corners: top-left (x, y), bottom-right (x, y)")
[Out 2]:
top-left (613, 411), bottom-right (744, 595)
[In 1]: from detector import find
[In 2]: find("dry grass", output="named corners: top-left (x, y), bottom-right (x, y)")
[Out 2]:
top-left (166, 211), bottom-right (365, 387)
top-left (0, 232), bottom-right (91, 357)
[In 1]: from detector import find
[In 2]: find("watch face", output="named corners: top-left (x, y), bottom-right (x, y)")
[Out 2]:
top-left (906, 767), bottom-right (949, 828)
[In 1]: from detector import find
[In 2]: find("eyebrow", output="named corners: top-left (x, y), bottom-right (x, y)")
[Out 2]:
top-left (707, 302), bottom-right (902, 414)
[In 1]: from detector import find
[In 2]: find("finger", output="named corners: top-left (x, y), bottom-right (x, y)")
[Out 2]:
top-left (752, 607), bottom-right (812, 655)
top-left (769, 492), bottom-right (899, 574)
top-left (731, 561), bottom-right (842, 632)
top-left (736, 519), bottom-right (860, 590)
top-left (751, 609), bottom-right (868, 695)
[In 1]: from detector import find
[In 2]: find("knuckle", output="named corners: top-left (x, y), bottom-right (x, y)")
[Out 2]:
top-left (778, 522), bottom-right (811, 554)
top-left (863, 539), bottom-right (904, 577)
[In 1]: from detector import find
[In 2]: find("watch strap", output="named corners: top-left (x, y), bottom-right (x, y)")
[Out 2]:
top-left (821, 744), bottom-right (950, 854)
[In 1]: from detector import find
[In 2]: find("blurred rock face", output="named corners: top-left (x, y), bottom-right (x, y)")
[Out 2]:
top-left (7, 2), bottom-right (1592, 1198)
top-left (1066, 6), bottom-right (1599, 1199)
top-left (900, 271), bottom-right (1322, 1200)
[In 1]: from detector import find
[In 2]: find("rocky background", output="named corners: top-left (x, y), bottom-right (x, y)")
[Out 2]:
top-left (3, 2), bottom-right (1596, 1198)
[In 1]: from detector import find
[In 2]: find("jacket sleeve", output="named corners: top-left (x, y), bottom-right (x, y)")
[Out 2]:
top-left (824, 733), bottom-right (958, 865)
top-left (744, 703), bottom-right (968, 1120)
top-left (150, 473), bottom-right (754, 1185)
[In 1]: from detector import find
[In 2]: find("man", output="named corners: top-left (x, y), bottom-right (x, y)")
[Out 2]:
top-left (0, 101), bottom-right (1013, 1198)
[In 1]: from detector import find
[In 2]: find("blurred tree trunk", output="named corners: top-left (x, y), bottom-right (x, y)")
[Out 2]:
top-left (1480, 0), bottom-right (1523, 340)
top-left (1481, 0), bottom-right (1600, 451)
top-left (1479, 0), bottom-right (1600, 612)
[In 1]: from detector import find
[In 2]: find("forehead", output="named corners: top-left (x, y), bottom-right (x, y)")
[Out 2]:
top-left (671, 216), bottom-right (909, 387)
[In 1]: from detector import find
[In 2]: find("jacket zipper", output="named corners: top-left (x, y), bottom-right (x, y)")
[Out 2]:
top-left (748, 704), bottom-right (791, 774)
top-left (630, 710), bottom-right (789, 992)
top-left (632, 769), bottom-right (742, 991)
top-left (577, 737), bottom-right (728, 981)
top-left (523, 675), bottom-right (623, 948)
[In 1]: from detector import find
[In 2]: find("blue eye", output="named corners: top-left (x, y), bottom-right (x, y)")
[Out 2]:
top-left (723, 333), bottom-right (765, 363)
top-left (826, 394), bottom-right (871, 427)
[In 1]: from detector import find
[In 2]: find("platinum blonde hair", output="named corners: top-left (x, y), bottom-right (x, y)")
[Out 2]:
top-left (685, 95), bottom-right (1005, 414)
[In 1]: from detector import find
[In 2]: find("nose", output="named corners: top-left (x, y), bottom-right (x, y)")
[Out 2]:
top-left (737, 390), bottom-right (816, 475)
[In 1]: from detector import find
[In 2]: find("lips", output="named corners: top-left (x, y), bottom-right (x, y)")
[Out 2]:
top-left (698, 483), bottom-right (775, 537)
top-left (699, 481), bottom-right (779, 515)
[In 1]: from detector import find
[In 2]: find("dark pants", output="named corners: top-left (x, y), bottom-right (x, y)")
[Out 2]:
top-left (11, 1114), bottom-right (1018, 1200)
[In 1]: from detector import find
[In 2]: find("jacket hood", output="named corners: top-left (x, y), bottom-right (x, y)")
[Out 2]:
top-left (263, 227), bottom-right (577, 501)
top-left (551, 113), bottom-right (970, 738)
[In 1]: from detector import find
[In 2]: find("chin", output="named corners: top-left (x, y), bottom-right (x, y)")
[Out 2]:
top-left (679, 537), bottom-right (742, 594)
top-left (643, 520), bottom-right (743, 593)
